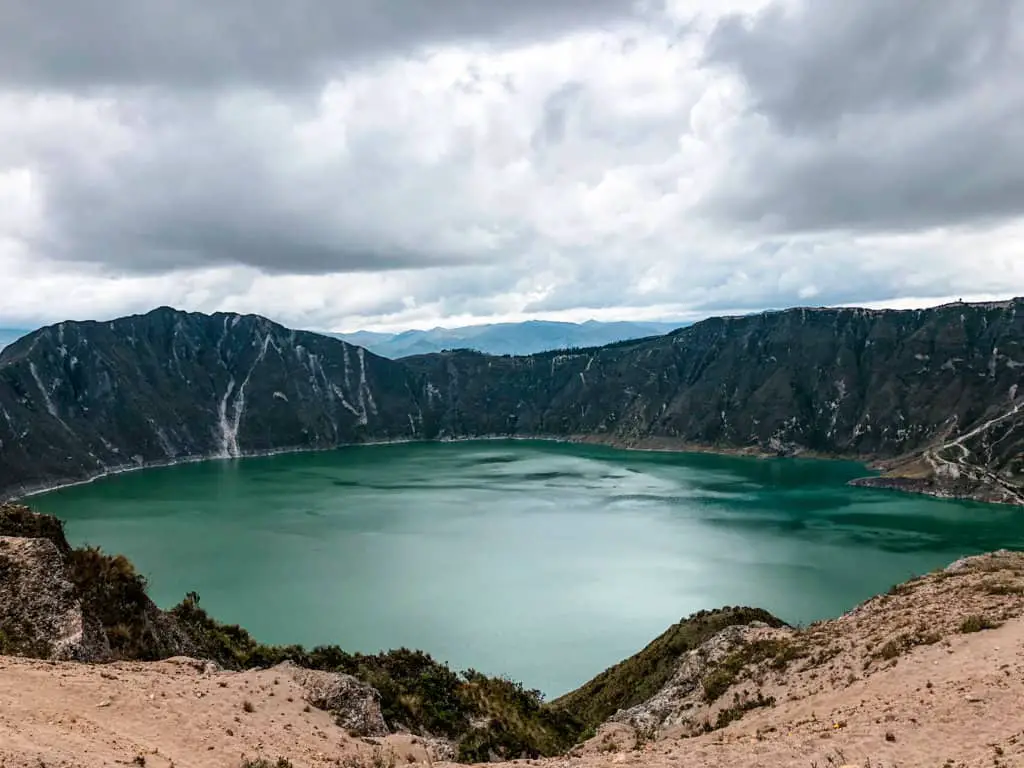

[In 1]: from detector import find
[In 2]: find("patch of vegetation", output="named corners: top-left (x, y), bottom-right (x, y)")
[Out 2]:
top-left (959, 615), bottom-right (1001, 634)
top-left (455, 670), bottom-right (582, 763)
top-left (872, 628), bottom-right (943, 663)
top-left (983, 580), bottom-right (1024, 596)
top-left (917, 630), bottom-right (942, 646)
top-left (551, 607), bottom-right (787, 728)
top-left (804, 643), bottom-right (842, 668)
top-left (702, 638), bottom-right (806, 702)
top-left (67, 546), bottom-right (173, 660)
top-left (171, 592), bottom-right (285, 668)
top-left (875, 638), bottom-right (903, 661)
top-left (886, 579), bottom-right (919, 596)
top-left (240, 758), bottom-right (293, 768)
top-left (0, 503), bottom-right (71, 554)
top-left (714, 691), bottom-right (776, 729)
top-left (340, 748), bottom-right (396, 768)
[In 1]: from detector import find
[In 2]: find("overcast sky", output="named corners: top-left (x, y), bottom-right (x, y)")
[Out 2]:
top-left (2, 0), bottom-right (1023, 332)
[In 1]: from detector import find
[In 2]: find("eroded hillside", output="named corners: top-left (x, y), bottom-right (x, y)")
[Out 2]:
top-left (1, 299), bottom-right (1022, 503)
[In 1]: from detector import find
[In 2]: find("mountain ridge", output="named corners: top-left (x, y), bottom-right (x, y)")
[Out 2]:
top-left (0, 329), bottom-right (28, 352)
top-left (1, 299), bottom-right (1022, 504)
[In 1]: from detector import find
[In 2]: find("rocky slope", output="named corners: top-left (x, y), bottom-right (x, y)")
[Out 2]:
top-left (1, 299), bottom-right (1022, 503)
top-left (0, 308), bottom-right (422, 497)
top-left (2, 547), bottom-right (1023, 767)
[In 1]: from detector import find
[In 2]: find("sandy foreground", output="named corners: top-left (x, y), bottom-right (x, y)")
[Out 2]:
top-left (2, 557), bottom-right (1024, 768)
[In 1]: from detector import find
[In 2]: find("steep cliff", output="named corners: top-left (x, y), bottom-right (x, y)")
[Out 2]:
top-left (1, 300), bottom-right (1022, 503)
top-left (0, 307), bottom-right (425, 496)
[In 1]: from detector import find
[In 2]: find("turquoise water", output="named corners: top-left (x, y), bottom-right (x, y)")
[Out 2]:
top-left (30, 441), bottom-right (1024, 696)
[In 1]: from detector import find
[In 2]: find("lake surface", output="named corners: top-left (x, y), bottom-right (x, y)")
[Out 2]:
top-left (30, 441), bottom-right (1024, 696)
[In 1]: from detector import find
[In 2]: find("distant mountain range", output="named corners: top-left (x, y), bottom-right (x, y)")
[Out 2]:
top-left (0, 321), bottom-right (685, 358)
top-left (0, 329), bottom-right (28, 351)
top-left (330, 320), bottom-right (687, 358)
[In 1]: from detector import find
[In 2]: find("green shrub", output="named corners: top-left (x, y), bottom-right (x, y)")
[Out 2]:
top-left (0, 504), bottom-right (71, 554)
top-left (67, 546), bottom-right (165, 659)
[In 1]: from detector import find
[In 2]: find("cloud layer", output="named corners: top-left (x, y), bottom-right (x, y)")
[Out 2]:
top-left (2, 0), bottom-right (1023, 331)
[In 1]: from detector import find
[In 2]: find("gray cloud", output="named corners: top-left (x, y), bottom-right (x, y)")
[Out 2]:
top-left (704, 0), bottom-right (1024, 233)
top-left (24, 88), bottom-right (537, 274)
top-left (706, 0), bottom-right (1019, 131)
top-left (2, 0), bottom-right (1024, 332)
top-left (1, 0), bottom-right (638, 90)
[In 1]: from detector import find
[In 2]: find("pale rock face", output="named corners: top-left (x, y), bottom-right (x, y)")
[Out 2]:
top-left (609, 622), bottom-right (785, 736)
top-left (0, 536), bottom-right (110, 661)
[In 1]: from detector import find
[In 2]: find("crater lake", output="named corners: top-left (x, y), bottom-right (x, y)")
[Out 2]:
top-left (29, 440), bottom-right (1024, 696)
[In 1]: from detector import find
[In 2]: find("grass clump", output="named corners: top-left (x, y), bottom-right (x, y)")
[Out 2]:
top-left (876, 638), bottom-right (904, 661)
top-left (340, 748), bottom-right (396, 768)
top-left (873, 628), bottom-right (943, 663)
top-left (983, 580), bottom-right (1024, 596)
top-left (959, 615), bottom-right (1001, 634)
top-left (714, 691), bottom-right (776, 729)
top-left (0, 503), bottom-right (72, 554)
top-left (240, 759), bottom-right (292, 768)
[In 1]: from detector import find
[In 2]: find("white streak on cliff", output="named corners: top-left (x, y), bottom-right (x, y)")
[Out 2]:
top-left (28, 363), bottom-right (60, 420)
top-left (218, 378), bottom-right (237, 458)
top-left (223, 333), bottom-right (274, 458)
top-left (357, 348), bottom-right (378, 417)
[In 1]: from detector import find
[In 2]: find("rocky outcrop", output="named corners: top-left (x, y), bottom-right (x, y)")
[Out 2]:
top-left (276, 661), bottom-right (389, 737)
top-left (0, 536), bottom-right (109, 660)
top-left (0, 504), bottom-right (197, 662)
top-left (1, 299), bottom-right (1022, 504)
top-left (608, 622), bottom-right (786, 736)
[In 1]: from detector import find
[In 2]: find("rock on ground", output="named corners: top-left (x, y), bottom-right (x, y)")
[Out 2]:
top-left (277, 660), bottom-right (389, 737)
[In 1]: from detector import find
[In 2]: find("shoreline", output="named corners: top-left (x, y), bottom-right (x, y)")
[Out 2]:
top-left (5, 432), bottom-right (861, 503)
top-left (5, 431), bottom-right (1010, 507)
